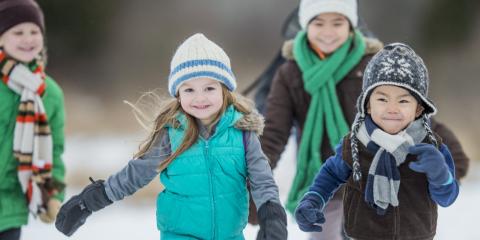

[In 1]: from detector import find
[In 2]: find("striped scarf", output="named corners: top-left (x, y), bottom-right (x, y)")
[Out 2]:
top-left (356, 115), bottom-right (426, 215)
top-left (0, 49), bottom-right (53, 216)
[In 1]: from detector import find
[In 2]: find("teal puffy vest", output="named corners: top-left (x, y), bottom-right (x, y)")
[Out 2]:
top-left (157, 106), bottom-right (248, 240)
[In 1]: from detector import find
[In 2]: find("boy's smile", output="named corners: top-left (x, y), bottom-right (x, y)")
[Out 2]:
top-left (0, 22), bottom-right (43, 63)
top-left (367, 85), bottom-right (424, 134)
top-left (178, 77), bottom-right (224, 126)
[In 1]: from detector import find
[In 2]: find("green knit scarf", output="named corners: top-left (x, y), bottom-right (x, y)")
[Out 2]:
top-left (286, 30), bottom-right (366, 213)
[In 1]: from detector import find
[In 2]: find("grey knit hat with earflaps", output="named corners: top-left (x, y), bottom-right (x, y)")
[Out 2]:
top-left (349, 43), bottom-right (438, 181)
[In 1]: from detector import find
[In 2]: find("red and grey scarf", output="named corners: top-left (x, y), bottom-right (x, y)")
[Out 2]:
top-left (0, 49), bottom-right (53, 216)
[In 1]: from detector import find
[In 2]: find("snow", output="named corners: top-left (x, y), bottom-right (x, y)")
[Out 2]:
top-left (22, 135), bottom-right (480, 239)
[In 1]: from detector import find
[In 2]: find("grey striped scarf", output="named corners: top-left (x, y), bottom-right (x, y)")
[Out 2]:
top-left (356, 116), bottom-right (426, 214)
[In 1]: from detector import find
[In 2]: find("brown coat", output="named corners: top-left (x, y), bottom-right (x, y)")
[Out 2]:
top-left (341, 135), bottom-right (442, 240)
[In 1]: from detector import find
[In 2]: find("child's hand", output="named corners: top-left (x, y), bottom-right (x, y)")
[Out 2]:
top-left (294, 194), bottom-right (325, 232)
top-left (408, 143), bottom-right (451, 186)
top-left (55, 178), bottom-right (112, 236)
top-left (257, 201), bottom-right (288, 240)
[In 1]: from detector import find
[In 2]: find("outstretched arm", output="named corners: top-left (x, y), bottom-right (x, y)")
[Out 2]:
top-left (104, 132), bottom-right (171, 201)
top-left (56, 132), bottom-right (171, 236)
top-left (295, 143), bottom-right (351, 232)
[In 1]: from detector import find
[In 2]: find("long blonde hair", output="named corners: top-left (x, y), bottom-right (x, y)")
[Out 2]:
top-left (128, 85), bottom-right (253, 172)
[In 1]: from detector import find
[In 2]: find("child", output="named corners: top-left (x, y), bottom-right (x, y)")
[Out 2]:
top-left (257, 0), bottom-right (383, 238)
top-left (55, 33), bottom-right (288, 240)
top-left (0, 0), bottom-right (66, 239)
top-left (256, 0), bottom-right (469, 239)
top-left (294, 43), bottom-right (459, 240)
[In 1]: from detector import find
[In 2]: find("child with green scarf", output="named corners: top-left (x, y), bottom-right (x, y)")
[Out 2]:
top-left (255, 0), bottom-right (470, 239)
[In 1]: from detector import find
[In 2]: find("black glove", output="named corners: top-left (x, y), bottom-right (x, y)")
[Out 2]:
top-left (55, 177), bottom-right (113, 236)
top-left (256, 201), bottom-right (288, 240)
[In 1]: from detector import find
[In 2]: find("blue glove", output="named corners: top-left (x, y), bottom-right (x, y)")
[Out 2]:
top-left (294, 193), bottom-right (325, 232)
top-left (408, 143), bottom-right (451, 186)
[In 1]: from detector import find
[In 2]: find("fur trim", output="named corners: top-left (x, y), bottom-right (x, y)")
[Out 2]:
top-left (235, 110), bottom-right (265, 136)
top-left (281, 37), bottom-right (384, 60)
top-left (281, 40), bottom-right (295, 60)
top-left (365, 38), bottom-right (383, 54)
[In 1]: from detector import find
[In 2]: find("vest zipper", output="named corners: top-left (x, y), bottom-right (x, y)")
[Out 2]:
top-left (204, 140), bottom-right (216, 239)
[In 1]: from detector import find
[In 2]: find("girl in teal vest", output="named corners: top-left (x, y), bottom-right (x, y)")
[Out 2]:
top-left (55, 33), bottom-right (288, 240)
top-left (0, 1), bottom-right (66, 239)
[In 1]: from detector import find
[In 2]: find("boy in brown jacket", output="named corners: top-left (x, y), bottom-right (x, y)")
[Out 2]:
top-left (294, 43), bottom-right (459, 240)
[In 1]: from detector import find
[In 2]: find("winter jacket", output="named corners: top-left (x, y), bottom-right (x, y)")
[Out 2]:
top-left (254, 36), bottom-right (469, 222)
top-left (306, 135), bottom-right (458, 240)
top-left (0, 76), bottom-right (65, 232)
top-left (104, 105), bottom-right (280, 240)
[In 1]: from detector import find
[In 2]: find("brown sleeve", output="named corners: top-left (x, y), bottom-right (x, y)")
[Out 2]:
top-left (260, 63), bottom-right (295, 169)
top-left (431, 118), bottom-right (470, 180)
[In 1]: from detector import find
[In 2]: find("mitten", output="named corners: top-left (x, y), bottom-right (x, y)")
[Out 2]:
top-left (55, 178), bottom-right (113, 236)
top-left (256, 201), bottom-right (287, 240)
top-left (408, 143), bottom-right (451, 186)
top-left (38, 178), bottom-right (66, 223)
top-left (294, 193), bottom-right (325, 232)
top-left (39, 198), bottom-right (62, 223)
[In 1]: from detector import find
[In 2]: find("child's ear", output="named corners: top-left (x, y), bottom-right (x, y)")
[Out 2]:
top-left (415, 104), bottom-right (425, 117)
top-left (366, 102), bottom-right (371, 114)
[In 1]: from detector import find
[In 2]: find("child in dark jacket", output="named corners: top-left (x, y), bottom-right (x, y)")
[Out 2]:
top-left (294, 43), bottom-right (459, 240)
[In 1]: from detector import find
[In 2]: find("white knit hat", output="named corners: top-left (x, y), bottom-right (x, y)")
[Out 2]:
top-left (168, 33), bottom-right (236, 97)
top-left (298, 0), bottom-right (358, 29)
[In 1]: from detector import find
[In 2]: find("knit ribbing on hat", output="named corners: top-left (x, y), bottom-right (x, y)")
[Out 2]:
top-left (168, 33), bottom-right (236, 97)
top-left (0, 0), bottom-right (44, 35)
top-left (349, 42), bottom-right (439, 181)
top-left (298, 0), bottom-right (358, 29)
top-left (356, 42), bottom-right (437, 118)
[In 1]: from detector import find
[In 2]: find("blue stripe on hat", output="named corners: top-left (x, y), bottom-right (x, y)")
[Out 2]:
top-left (170, 71), bottom-right (235, 96)
top-left (169, 59), bottom-right (234, 79)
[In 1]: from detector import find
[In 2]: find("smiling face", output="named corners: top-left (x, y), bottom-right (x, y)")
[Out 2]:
top-left (178, 78), bottom-right (224, 125)
top-left (0, 22), bottom-right (43, 63)
top-left (307, 12), bottom-right (350, 54)
top-left (367, 85), bottom-right (424, 134)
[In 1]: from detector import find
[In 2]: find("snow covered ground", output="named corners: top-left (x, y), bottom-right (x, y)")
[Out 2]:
top-left (23, 134), bottom-right (480, 239)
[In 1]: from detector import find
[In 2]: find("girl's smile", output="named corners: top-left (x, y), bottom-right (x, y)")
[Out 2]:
top-left (178, 77), bottom-right (224, 125)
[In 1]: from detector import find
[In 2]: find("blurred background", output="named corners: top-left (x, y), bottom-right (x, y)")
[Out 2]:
top-left (37, 0), bottom-right (479, 159)
top-left (24, 0), bottom-right (480, 239)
